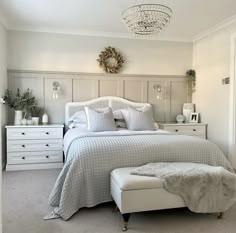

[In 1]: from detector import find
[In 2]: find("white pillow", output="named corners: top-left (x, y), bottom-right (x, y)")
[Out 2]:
top-left (113, 109), bottom-right (124, 120)
top-left (69, 107), bottom-right (108, 123)
top-left (69, 110), bottom-right (87, 123)
top-left (84, 107), bottom-right (116, 132)
top-left (68, 122), bottom-right (88, 130)
top-left (122, 106), bottom-right (155, 130)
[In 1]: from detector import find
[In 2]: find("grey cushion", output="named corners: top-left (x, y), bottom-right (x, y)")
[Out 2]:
top-left (122, 106), bottom-right (155, 130)
top-left (84, 107), bottom-right (116, 132)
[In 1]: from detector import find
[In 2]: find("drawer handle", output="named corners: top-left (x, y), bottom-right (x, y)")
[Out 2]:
top-left (175, 129), bottom-right (179, 132)
top-left (22, 157), bottom-right (25, 160)
top-left (46, 144), bottom-right (49, 147)
top-left (193, 129), bottom-right (197, 131)
top-left (22, 145), bottom-right (25, 148)
top-left (46, 132), bottom-right (50, 135)
top-left (21, 132), bottom-right (25, 135)
top-left (46, 155), bottom-right (49, 159)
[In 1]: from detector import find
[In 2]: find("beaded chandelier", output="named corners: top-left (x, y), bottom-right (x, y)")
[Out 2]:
top-left (122, 4), bottom-right (172, 37)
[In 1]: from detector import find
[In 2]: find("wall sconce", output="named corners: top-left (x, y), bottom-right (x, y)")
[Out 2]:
top-left (52, 81), bottom-right (60, 99)
top-left (153, 84), bottom-right (162, 100)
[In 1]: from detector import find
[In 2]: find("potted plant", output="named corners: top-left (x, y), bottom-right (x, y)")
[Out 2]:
top-left (30, 105), bottom-right (43, 125)
top-left (186, 69), bottom-right (196, 93)
top-left (3, 88), bottom-right (36, 125)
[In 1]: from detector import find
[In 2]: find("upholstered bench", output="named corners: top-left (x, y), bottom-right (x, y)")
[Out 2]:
top-left (110, 167), bottom-right (185, 231)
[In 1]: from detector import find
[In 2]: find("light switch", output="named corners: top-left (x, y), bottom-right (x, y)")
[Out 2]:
top-left (222, 77), bottom-right (230, 85)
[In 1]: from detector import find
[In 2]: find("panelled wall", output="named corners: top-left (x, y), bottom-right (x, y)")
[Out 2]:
top-left (8, 70), bottom-right (191, 124)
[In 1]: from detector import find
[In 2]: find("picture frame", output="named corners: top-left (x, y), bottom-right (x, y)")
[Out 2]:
top-left (189, 112), bottom-right (199, 123)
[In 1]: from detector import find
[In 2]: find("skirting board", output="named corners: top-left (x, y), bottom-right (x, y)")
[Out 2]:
top-left (6, 162), bottom-right (63, 171)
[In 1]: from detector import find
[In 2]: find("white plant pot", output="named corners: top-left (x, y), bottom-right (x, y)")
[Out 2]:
top-left (32, 117), bottom-right (40, 125)
top-left (14, 110), bottom-right (23, 125)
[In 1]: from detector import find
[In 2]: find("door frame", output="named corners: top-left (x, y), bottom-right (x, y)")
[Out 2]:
top-left (229, 33), bottom-right (236, 168)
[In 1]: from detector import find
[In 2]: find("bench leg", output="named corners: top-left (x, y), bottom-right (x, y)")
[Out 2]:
top-left (217, 212), bottom-right (224, 219)
top-left (122, 213), bottom-right (131, 231)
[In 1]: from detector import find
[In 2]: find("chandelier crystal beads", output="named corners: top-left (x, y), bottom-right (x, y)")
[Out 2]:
top-left (122, 4), bottom-right (172, 37)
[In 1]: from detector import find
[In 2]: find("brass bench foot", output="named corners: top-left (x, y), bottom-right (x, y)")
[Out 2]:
top-left (122, 213), bottom-right (131, 231)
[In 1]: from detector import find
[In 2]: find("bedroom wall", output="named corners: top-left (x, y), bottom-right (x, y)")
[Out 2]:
top-left (193, 21), bottom-right (236, 164)
top-left (8, 71), bottom-right (191, 124)
top-left (6, 30), bottom-right (193, 125)
top-left (7, 30), bottom-right (193, 75)
top-left (0, 21), bottom-right (7, 233)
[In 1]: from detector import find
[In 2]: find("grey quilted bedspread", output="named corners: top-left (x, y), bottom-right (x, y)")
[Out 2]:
top-left (45, 129), bottom-right (233, 220)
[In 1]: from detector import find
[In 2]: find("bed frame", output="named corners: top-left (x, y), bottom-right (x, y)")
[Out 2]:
top-left (65, 96), bottom-right (150, 126)
top-left (65, 96), bottom-right (224, 225)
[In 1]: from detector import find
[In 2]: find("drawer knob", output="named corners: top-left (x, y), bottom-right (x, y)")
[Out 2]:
top-left (46, 155), bottom-right (49, 158)
top-left (22, 157), bottom-right (25, 160)
top-left (193, 129), bottom-right (197, 131)
top-left (46, 132), bottom-right (50, 135)
top-left (46, 144), bottom-right (49, 147)
top-left (175, 129), bottom-right (179, 132)
top-left (21, 132), bottom-right (25, 135)
top-left (22, 145), bottom-right (25, 148)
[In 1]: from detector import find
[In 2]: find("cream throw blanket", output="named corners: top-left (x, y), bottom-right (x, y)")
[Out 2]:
top-left (131, 163), bottom-right (236, 213)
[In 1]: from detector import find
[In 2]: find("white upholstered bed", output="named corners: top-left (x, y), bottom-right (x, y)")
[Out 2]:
top-left (45, 96), bottom-right (235, 221)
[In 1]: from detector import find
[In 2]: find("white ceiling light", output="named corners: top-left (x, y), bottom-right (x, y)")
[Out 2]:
top-left (121, 3), bottom-right (173, 38)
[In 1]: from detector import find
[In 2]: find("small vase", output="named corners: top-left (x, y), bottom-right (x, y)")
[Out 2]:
top-left (42, 113), bottom-right (48, 125)
top-left (27, 119), bottom-right (33, 125)
top-left (21, 118), bottom-right (27, 125)
top-left (32, 117), bottom-right (40, 125)
top-left (14, 110), bottom-right (23, 125)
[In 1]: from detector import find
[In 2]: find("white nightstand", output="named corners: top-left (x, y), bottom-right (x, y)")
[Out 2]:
top-left (5, 124), bottom-right (64, 171)
top-left (159, 123), bottom-right (207, 139)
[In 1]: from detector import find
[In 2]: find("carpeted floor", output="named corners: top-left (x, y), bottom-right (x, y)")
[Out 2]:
top-left (2, 169), bottom-right (236, 233)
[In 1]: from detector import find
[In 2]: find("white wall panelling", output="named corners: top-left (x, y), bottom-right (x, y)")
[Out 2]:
top-left (44, 77), bottom-right (73, 123)
top-left (170, 81), bottom-right (188, 122)
top-left (148, 80), bottom-right (166, 122)
top-left (99, 80), bottom-right (123, 98)
top-left (73, 78), bottom-right (98, 102)
top-left (8, 70), bottom-right (191, 124)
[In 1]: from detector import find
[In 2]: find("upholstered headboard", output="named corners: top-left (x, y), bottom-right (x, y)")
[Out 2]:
top-left (65, 96), bottom-right (150, 126)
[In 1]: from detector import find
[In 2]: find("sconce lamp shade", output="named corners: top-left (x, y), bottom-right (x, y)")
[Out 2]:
top-left (153, 84), bottom-right (162, 100)
top-left (52, 81), bottom-right (60, 99)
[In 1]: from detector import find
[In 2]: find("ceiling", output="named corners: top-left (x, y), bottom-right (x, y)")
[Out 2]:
top-left (0, 0), bottom-right (236, 42)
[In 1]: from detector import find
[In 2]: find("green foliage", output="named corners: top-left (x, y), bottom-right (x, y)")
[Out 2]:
top-left (3, 88), bottom-right (36, 110)
top-left (186, 69), bottom-right (196, 81)
top-left (30, 105), bottom-right (43, 117)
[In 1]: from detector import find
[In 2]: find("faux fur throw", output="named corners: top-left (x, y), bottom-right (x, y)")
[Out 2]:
top-left (131, 162), bottom-right (236, 213)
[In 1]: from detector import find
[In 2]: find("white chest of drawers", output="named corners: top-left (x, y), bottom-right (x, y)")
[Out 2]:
top-left (6, 124), bottom-right (64, 171)
top-left (159, 123), bottom-right (207, 139)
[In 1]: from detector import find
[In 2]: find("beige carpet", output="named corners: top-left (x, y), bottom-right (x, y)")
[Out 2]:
top-left (2, 169), bottom-right (236, 233)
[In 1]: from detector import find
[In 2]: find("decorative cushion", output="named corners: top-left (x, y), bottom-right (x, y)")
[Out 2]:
top-left (69, 107), bottom-right (109, 124)
top-left (69, 110), bottom-right (87, 123)
top-left (121, 106), bottom-right (155, 130)
top-left (84, 106), bottom-right (116, 132)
